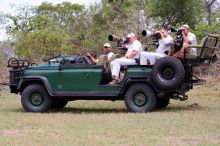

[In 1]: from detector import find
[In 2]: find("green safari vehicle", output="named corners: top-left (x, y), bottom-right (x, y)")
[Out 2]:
top-left (7, 34), bottom-right (219, 113)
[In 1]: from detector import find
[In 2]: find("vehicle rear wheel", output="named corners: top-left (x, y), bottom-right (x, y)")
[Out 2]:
top-left (21, 84), bottom-right (51, 112)
top-left (124, 84), bottom-right (156, 112)
top-left (51, 98), bottom-right (68, 109)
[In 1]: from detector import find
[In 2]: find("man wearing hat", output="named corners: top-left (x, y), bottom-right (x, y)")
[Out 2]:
top-left (86, 43), bottom-right (114, 64)
top-left (172, 24), bottom-right (197, 57)
top-left (140, 28), bottom-right (173, 65)
top-left (109, 32), bottom-right (143, 85)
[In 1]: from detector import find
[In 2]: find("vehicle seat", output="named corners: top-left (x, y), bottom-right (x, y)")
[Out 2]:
top-left (182, 34), bottom-right (219, 63)
top-left (98, 54), bottom-right (120, 84)
top-left (104, 54), bottom-right (120, 71)
top-left (97, 55), bottom-right (108, 69)
top-left (97, 54), bottom-right (121, 70)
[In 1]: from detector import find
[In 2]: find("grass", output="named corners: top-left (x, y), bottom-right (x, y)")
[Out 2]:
top-left (0, 78), bottom-right (220, 146)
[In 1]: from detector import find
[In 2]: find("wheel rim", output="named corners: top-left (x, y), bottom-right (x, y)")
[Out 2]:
top-left (30, 93), bottom-right (44, 106)
top-left (133, 92), bottom-right (147, 107)
top-left (161, 67), bottom-right (174, 80)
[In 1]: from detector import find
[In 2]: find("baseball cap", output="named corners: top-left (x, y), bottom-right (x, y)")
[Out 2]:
top-left (104, 43), bottom-right (111, 48)
top-left (127, 32), bottom-right (136, 38)
top-left (182, 24), bottom-right (190, 29)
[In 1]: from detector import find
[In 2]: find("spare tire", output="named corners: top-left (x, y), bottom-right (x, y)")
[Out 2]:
top-left (151, 57), bottom-right (185, 90)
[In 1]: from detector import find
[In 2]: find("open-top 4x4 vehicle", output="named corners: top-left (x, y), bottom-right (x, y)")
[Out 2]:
top-left (7, 34), bottom-right (219, 113)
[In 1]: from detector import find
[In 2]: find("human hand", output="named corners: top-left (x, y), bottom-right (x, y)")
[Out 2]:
top-left (157, 30), bottom-right (163, 37)
top-left (86, 52), bottom-right (91, 57)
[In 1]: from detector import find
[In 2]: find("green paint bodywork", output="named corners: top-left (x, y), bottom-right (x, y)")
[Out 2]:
top-left (23, 64), bottom-right (60, 92)
top-left (21, 62), bottom-right (152, 93)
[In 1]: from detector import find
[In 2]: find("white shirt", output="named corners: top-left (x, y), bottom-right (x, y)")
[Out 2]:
top-left (156, 35), bottom-right (173, 54)
top-left (107, 52), bottom-right (114, 60)
top-left (96, 51), bottom-right (114, 62)
top-left (187, 32), bottom-right (197, 54)
top-left (126, 40), bottom-right (143, 59)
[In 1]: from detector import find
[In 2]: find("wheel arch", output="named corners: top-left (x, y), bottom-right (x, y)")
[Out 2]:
top-left (119, 77), bottom-right (159, 96)
top-left (17, 76), bottom-right (53, 96)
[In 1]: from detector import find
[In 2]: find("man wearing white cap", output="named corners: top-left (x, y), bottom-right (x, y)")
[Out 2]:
top-left (140, 28), bottom-right (173, 65)
top-left (172, 24), bottom-right (197, 57)
top-left (86, 43), bottom-right (114, 64)
top-left (109, 32), bottom-right (143, 85)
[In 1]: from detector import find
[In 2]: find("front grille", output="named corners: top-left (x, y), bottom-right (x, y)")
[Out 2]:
top-left (10, 70), bottom-right (15, 83)
top-left (10, 70), bottom-right (21, 84)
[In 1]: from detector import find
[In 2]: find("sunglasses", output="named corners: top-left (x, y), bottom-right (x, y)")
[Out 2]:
top-left (104, 46), bottom-right (109, 48)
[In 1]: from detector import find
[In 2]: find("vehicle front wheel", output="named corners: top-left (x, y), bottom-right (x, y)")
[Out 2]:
top-left (124, 84), bottom-right (156, 112)
top-left (21, 84), bottom-right (51, 112)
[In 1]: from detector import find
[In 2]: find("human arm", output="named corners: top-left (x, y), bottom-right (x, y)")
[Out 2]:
top-left (183, 33), bottom-right (192, 45)
top-left (162, 36), bottom-right (173, 46)
top-left (86, 52), bottom-right (98, 64)
top-left (107, 52), bottom-right (114, 63)
top-left (125, 50), bottom-right (138, 59)
top-left (157, 30), bottom-right (173, 45)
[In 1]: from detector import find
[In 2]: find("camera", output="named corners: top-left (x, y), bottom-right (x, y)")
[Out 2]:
top-left (141, 30), bottom-right (161, 48)
top-left (141, 30), bottom-right (161, 40)
top-left (108, 35), bottom-right (129, 49)
top-left (170, 26), bottom-right (184, 51)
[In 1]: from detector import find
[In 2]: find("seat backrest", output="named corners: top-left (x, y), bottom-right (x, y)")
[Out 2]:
top-left (198, 34), bottom-right (219, 61)
top-left (196, 36), bottom-right (207, 56)
top-left (97, 55), bottom-right (108, 69)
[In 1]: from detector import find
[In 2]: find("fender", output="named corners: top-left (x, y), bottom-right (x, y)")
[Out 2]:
top-left (17, 76), bottom-right (53, 96)
top-left (119, 76), bottom-right (159, 95)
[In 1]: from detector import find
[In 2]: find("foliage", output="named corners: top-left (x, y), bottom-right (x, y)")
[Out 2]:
top-left (203, 0), bottom-right (220, 25)
top-left (147, 0), bottom-right (204, 29)
top-left (194, 6), bottom-right (220, 42)
top-left (0, 0), bottom-right (219, 60)
top-left (2, 2), bottom-right (84, 61)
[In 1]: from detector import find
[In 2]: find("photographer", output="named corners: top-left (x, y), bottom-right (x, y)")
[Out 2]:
top-left (140, 28), bottom-right (173, 65)
top-left (86, 43), bottom-right (114, 64)
top-left (109, 32), bottom-right (143, 85)
top-left (172, 24), bottom-right (197, 58)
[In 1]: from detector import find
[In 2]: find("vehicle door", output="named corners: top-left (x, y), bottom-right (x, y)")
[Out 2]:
top-left (58, 59), bottom-right (103, 91)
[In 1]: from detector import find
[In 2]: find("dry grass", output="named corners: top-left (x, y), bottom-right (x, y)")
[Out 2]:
top-left (0, 79), bottom-right (220, 146)
top-left (194, 59), bottom-right (220, 80)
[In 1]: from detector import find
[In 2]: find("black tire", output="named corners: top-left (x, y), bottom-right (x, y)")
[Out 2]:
top-left (51, 98), bottom-right (68, 109)
top-left (151, 57), bottom-right (185, 90)
top-left (21, 84), bottom-right (51, 112)
top-left (124, 84), bottom-right (156, 112)
top-left (156, 97), bottom-right (170, 109)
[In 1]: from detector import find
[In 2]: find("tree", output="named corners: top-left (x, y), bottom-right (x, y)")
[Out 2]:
top-left (2, 2), bottom-right (85, 61)
top-left (148, 0), bottom-right (204, 28)
top-left (1, 0), bottom-right (219, 61)
top-left (203, 0), bottom-right (220, 25)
